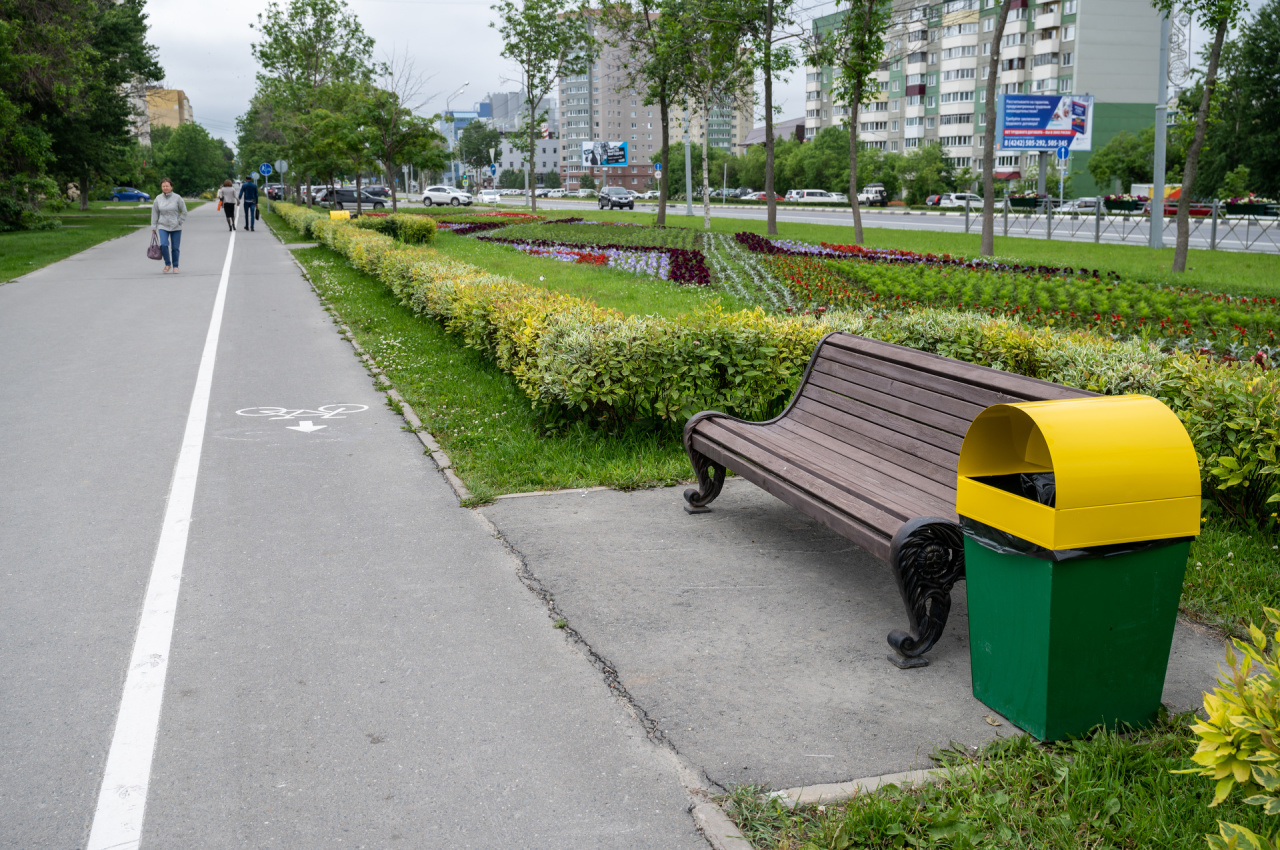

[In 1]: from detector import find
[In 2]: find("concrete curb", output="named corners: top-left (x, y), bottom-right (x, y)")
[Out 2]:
top-left (768, 767), bottom-right (943, 809)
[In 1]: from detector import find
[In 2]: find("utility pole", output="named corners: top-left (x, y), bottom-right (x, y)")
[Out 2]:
top-left (683, 102), bottom-right (693, 217)
top-left (1150, 9), bottom-right (1171, 250)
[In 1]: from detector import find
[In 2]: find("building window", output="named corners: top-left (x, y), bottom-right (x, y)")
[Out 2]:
top-left (1063, 25), bottom-right (1075, 40)
top-left (926, 117), bottom-right (936, 129)
top-left (905, 138), bottom-right (920, 148)
top-left (891, 120), bottom-right (900, 131)
top-left (1059, 77), bottom-right (1073, 93)
top-left (891, 99), bottom-right (900, 111)
top-left (1063, 0), bottom-right (1076, 13)
top-left (926, 95), bottom-right (937, 107)
top-left (1061, 52), bottom-right (1074, 66)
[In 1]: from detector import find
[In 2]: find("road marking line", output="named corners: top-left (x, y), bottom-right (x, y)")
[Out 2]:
top-left (86, 231), bottom-right (235, 850)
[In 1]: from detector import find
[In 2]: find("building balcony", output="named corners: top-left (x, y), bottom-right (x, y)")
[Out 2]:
top-left (1035, 8), bottom-right (1060, 29)
top-left (1034, 35), bottom-right (1060, 53)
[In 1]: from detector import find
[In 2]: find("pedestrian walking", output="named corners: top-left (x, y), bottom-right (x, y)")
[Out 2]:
top-left (150, 178), bottom-right (187, 274)
top-left (217, 179), bottom-right (238, 231)
top-left (238, 177), bottom-right (259, 232)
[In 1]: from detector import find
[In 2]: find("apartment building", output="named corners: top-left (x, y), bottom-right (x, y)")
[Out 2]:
top-left (146, 88), bottom-right (194, 129)
top-left (805, 0), bottom-right (1161, 196)
top-left (495, 138), bottom-right (561, 185)
top-left (558, 20), bottom-right (752, 192)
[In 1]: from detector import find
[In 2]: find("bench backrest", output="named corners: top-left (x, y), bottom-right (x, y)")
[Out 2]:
top-left (790, 333), bottom-right (1094, 497)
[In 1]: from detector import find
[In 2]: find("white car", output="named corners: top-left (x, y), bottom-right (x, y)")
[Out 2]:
top-left (937, 192), bottom-right (983, 209)
top-left (546, 188), bottom-right (567, 198)
top-left (793, 189), bottom-right (836, 203)
top-left (637, 191), bottom-right (660, 199)
top-left (478, 189), bottom-right (502, 203)
top-left (422, 185), bottom-right (473, 207)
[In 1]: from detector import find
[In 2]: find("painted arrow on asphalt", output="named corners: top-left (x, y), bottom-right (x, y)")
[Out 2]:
top-left (286, 421), bottom-right (327, 433)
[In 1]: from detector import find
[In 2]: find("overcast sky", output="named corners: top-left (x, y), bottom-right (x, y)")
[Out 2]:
top-left (144, 0), bottom-right (1263, 153)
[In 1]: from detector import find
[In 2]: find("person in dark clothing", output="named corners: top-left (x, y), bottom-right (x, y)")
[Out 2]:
top-left (238, 178), bottom-right (259, 231)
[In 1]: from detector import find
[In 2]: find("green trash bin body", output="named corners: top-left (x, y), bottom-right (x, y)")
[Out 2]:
top-left (965, 536), bottom-right (1190, 741)
top-left (956, 396), bottom-right (1201, 741)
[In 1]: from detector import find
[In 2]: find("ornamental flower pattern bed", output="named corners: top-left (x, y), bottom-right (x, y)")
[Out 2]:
top-left (478, 235), bottom-right (709, 285)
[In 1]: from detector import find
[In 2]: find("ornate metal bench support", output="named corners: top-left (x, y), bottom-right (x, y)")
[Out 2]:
top-left (683, 413), bottom-right (726, 513)
top-left (887, 518), bottom-right (965, 669)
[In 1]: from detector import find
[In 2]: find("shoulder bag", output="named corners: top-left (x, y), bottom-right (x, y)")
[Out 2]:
top-left (147, 231), bottom-right (163, 260)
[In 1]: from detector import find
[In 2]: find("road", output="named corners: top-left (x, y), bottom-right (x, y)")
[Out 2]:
top-left (476, 197), bottom-right (1280, 254)
top-left (0, 207), bottom-right (705, 849)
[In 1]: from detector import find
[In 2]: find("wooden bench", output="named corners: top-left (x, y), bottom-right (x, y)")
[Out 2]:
top-left (682, 332), bottom-right (1093, 668)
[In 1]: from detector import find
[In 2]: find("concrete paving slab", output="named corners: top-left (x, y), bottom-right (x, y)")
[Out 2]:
top-left (482, 478), bottom-right (1229, 792)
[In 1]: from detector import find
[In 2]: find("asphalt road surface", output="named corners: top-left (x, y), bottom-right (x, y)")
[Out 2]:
top-left (478, 197), bottom-right (1280, 254)
top-left (0, 206), bottom-right (704, 849)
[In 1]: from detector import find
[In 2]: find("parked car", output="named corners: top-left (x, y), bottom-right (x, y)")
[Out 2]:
top-left (636, 190), bottom-right (660, 199)
top-left (794, 189), bottom-right (836, 203)
top-left (598, 186), bottom-right (635, 210)
top-left (937, 192), bottom-right (983, 209)
top-left (574, 188), bottom-right (597, 198)
top-left (315, 187), bottom-right (386, 210)
top-left (923, 194), bottom-right (943, 206)
top-left (110, 186), bottom-right (150, 202)
top-left (734, 187), bottom-right (756, 198)
top-left (828, 192), bottom-right (849, 203)
top-left (857, 184), bottom-right (888, 206)
top-left (745, 191), bottom-right (784, 201)
top-left (478, 189), bottom-right (502, 203)
top-left (422, 185), bottom-right (473, 206)
top-left (546, 188), bottom-right (568, 198)
top-left (1057, 197), bottom-right (1100, 213)
top-left (363, 185), bottom-right (392, 199)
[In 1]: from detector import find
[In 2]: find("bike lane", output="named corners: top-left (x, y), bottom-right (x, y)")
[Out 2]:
top-left (128, 214), bottom-right (704, 846)
top-left (0, 212), bottom-right (224, 848)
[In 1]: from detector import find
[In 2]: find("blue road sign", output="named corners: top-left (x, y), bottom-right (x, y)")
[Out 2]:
top-left (490, 164), bottom-right (497, 175)
top-left (654, 162), bottom-right (662, 172)
top-left (1056, 146), bottom-right (1070, 161)
top-left (259, 162), bottom-right (273, 176)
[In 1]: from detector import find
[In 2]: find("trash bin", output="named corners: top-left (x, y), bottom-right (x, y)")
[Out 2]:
top-left (956, 395), bottom-right (1201, 740)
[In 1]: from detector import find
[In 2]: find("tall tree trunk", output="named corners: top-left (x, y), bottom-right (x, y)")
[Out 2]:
top-left (981, 0), bottom-right (1013, 256)
top-left (529, 101), bottom-right (538, 214)
top-left (701, 102), bottom-right (712, 229)
top-left (764, 0), bottom-right (778, 235)
top-left (356, 172), bottom-right (363, 216)
top-left (386, 164), bottom-right (397, 212)
top-left (1174, 13), bottom-right (1228, 272)
top-left (849, 91), bottom-right (863, 244)
top-left (79, 167), bottom-right (89, 211)
top-left (658, 92), bottom-right (670, 226)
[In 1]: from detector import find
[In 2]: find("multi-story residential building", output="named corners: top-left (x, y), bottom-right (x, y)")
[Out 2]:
top-left (558, 20), bottom-right (752, 193)
top-left (804, 0), bottom-right (1161, 197)
top-left (495, 138), bottom-right (561, 187)
top-left (480, 91), bottom-right (559, 137)
top-left (146, 88), bottom-right (194, 129)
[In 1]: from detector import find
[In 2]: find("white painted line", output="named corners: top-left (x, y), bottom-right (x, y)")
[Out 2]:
top-left (86, 231), bottom-right (235, 850)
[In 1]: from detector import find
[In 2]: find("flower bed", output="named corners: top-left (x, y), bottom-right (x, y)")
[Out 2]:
top-left (477, 235), bottom-right (710, 285)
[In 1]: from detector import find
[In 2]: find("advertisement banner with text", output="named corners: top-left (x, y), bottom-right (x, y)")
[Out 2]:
top-left (996, 94), bottom-right (1094, 151)
top-left (582, 140), bottom-right (629, 167)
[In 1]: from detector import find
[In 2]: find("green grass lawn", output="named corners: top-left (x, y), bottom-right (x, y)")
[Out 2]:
top-left (726, 714), bottom-right (1273, 849)
top-left (1, 200), bottom-right (206, 282)
top-left (288, 241), bottom-right (690, 503)
top-left (573, 208), bottom-right (1280, 299)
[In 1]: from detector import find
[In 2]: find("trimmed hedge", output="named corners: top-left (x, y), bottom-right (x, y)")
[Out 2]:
top-left (272, 203), bottom-right (1279, 522)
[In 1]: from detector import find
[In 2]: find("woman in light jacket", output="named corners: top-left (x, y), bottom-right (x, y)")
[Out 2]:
top-left (150, 178), bottom-right (188, 274)
top-left (217, 179), bottom-right (237, 231)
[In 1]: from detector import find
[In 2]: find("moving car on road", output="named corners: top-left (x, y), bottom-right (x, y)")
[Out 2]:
top-left (422, 185), bottom-right (472, 207)
top-left (937, 192), bottom-right (983, 209)
top-left (598, 186), bottom-right (635, 210)
top-left (478, 189), bottom-right (502, 203)
top-left (315, 187), bottom-right (387, 210)
top-left (110, 187), bottom-right (150, 202)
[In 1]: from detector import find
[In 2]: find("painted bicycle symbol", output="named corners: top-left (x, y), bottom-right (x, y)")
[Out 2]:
top-left (236, 404), bottom-right (369, 420)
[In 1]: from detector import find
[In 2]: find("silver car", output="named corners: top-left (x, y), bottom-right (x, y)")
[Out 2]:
top-left (422, 185), bottom-right (473, 207)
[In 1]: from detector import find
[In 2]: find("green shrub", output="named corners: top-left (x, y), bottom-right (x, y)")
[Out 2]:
top-left (389, 213), bottom-right (436, 244)
top-left (1179, 607), bottom-right (1280, 849)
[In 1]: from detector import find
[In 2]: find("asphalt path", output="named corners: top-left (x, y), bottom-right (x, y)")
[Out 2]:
top-left (477, 197), bottom-right (1280, 254)
top-left (0, 206), bottom-right (704, 848)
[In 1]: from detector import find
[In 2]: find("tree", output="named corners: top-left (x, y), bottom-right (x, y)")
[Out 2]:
top-left (736, 0), bottom-right (801, 235)
top-left (491, 0), bottom-right (596, 213)
top-left (498, 167), bottom-right (524, 189)
top-left (897, 142), bottom-right (955, 205)
top-left (979, 0), bottom-right (1013, 256)
top-left (1151, 0), bottom-right (1248, 272)
top-left (457, 120), bottom-right (502, 173)
top-left (47, 0), bottom-right (162, 211)
top-left (663, 0), bottom-right (754, 229)
top-left (600, 0), bottom-right (688, 226)
top-left (578, 172), bottom-right (597, 190)
top-left (1086, 125), bottom-right (1185, 194)
top-left (809, 0), bottom-right (893, 244)
top-left (543, 169), bottom-right (562, 189)
top-left (154, 122), bottom-right (234, 195)
top-left (359, 56), bottom-right (447, 211)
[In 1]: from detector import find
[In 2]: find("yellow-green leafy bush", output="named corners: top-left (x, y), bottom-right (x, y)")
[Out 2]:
top-left (1180, 608), bottom-right (1280, 849)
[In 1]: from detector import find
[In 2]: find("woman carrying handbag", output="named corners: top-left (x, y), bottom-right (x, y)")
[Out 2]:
top-left (150, 178), bottom-right (188, 274)
top-left (217, 179), bottom-right (237, 231)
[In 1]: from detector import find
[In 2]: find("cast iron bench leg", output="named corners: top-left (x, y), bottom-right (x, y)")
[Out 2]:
top-left (682, 449), bottom-right (725, 514)
top-left (887, 518), bottom-right (965, 669)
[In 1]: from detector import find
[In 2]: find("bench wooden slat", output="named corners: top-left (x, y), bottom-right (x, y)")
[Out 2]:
top-left (819, 346), bottom-right (1033, 410)
top-left (787, 402), bottom-right (957, 488)
top-left (803, 384), bottom-right (965, 455)
top-left (826, 334), bottom-right (1093, 401)
top-left (812, 355), bottom-right (988, 423)
top-left (695, 421), bottom-right (914, 528)
top-left (804, 370), bottom-right (973, 439)
top-left (772, 418), bottom-right (957, 510)
top-left (716, 419), bottom-right (958, 521)
top-left (689, 432), bottom-right (896, 562)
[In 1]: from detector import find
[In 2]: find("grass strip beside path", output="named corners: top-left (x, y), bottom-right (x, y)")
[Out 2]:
top-left (288, 242), bottom-right (690, 503)
top-left (726, 714), bottom-right (1273, 849)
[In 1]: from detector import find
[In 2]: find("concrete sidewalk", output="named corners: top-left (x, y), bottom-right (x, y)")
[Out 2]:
top-left (483, 479), bottom-right (1228, 792)
top-left (0, 205), bottom-right (705, 848)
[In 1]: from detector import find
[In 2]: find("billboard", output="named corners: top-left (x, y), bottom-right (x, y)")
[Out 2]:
top-left (582, 140), bottom-right (629, 167)
top-left (996, 94), bottom-right (1094, 152)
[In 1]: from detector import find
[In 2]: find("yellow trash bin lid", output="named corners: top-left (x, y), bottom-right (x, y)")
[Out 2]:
top-left (956, 395), bottom-right (1201, 550)
top-left (330, 210), bottom-right (350, 220)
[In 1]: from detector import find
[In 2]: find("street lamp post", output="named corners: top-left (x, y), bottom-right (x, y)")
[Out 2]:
top-left (445, 81), bottom-right (470, 188)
